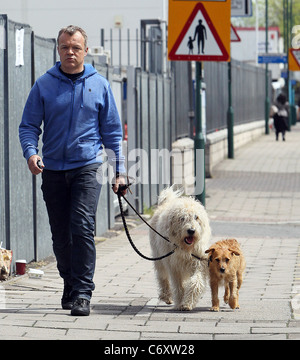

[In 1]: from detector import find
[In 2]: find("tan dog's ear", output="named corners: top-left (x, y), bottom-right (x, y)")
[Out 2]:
top-left (205, 248), bottom-right (214, 254)
top-left (229, 248), bottom-right (240, 256)
top-left (205, 248), bottom-right (214, 265)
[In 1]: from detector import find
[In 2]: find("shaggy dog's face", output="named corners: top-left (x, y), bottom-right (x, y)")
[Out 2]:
top-left (169, 200), bottom-right (205, 251)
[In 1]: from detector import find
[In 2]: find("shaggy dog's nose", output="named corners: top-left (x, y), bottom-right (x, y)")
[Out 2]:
top-left (220, 267), bottom-right (225, 273)
top-left (187, 228), bottom-right (195, 235)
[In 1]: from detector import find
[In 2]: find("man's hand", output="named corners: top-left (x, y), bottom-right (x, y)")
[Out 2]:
top-left (27, 155), bottom-right (44, 175)
top-left (112, 175), bottom-right (127, 196)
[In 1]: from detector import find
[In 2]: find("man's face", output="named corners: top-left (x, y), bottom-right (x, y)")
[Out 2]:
top-left (57, 31), bottom-right (88, 74)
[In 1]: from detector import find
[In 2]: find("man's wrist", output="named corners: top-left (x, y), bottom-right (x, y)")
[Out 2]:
top-left (115, 172), bottom-right (127, 178)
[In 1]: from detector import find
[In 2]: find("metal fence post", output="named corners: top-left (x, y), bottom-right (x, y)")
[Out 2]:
top-left (31, 30), bottom-right (38, 261)
top-left (227, 60), bottom-right (234, 159)
top-left (265, 0), bottom-right (270, 135)
top-left (126, 66), bottom-right (141, 213)
top-left (3, 15), bottom-right (10, 250)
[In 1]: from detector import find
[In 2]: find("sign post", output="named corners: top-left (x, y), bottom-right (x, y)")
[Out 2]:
top-left (194, 61), bottom-right (205, 204)
top-left (265, 0), bottom-right (270, 135)
top-left (168, 0), bottom-right (231, 206)
top-left (227, 61), bottom-right (234, 159)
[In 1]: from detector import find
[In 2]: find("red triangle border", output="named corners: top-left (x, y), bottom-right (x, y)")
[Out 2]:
top-left (231, 24), bottom-right (241, 42)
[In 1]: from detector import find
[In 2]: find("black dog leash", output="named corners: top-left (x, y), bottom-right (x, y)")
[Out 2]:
top-left (117, 181), bottom-right (178, 261)
top-left (116, 180), bottom-right (207, 262)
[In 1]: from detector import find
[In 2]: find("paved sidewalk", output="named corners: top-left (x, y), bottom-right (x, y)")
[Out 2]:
top-left (1, 124), bottom-right (300, 340)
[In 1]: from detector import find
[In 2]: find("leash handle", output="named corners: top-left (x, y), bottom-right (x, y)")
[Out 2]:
top-left (118, 183), bottom-right (133, 194)
top-left (113, 175), bottom-right (135, 195)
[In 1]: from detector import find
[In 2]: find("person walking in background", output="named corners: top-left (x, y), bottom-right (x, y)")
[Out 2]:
top-left (19, 25), bottom-right (127, 316)
top-left (272, 93), bottom-right (289, 141)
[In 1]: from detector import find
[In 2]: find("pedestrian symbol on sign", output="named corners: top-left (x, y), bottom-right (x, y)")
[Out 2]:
top-left (193, 20), bottom-right (207, 54)
top-left (187, 36), bottom-right (194, 54)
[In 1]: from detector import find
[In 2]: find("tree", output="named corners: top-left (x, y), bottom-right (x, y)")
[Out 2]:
top-left (232, 0), bottom-right (300, 40)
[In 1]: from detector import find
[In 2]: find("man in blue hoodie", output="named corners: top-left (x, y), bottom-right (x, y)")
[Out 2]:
top-left (19, 26), bottom-right (126, 316)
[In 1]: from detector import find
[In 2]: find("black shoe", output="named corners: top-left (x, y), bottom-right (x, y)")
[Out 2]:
top-left (61, 282), bottom-right (73, 310)
top-left (71, 298), bottom-right (90, 316)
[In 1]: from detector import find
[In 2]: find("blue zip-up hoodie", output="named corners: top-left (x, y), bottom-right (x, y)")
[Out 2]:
top-left (19, 62), bottom-right (126, 173)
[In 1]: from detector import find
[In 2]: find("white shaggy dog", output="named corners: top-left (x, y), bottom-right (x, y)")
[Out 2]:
top-left (150, 186), bottom-right (211, 310)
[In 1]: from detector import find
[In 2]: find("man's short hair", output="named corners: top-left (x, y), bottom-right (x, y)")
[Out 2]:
top-left (57, 25), bottom-right (88, 49)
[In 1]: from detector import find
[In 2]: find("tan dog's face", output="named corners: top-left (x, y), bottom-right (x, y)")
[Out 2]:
top-left (205, 247), bottom-right (240, 274)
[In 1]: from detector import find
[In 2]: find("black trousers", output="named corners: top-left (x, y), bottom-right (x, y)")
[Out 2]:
top-left (41, 163), bottom-right (102, 301)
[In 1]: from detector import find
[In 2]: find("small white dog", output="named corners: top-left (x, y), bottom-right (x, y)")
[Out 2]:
top-left (150, 186), bottom-right (211, 310)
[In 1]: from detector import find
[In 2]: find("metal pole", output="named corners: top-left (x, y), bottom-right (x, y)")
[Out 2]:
top-left (227, 60), bottom-right (234, 158)
top-left (292, 87), bottom-right (297, 125)
top-left (265, 0), bottom-right (270, 135)
top-left (141, 21), bottom-right (146, 71)
top-left (288, 0), bottom-right (294, 129)
top-left (110, 29), bottom-right (113, 66)
top-left (3, 15), bottom-right (11, 250)
top-left (194, 62), bottom-right (205, 206)
top-left (136, 29), bottom-right (139, 67)
top-left (286, 0), bottom-right (291, 131)
top-left (119, 28), bottom-right (122, 69)
top-left (100, 29), bottom-right (104, 47)
top-left (127, 28), bottom-right (130, 66)
top-left (290, 0), bottom-right (297, 126)
top-left (31, 31), bottom-right (38, 261)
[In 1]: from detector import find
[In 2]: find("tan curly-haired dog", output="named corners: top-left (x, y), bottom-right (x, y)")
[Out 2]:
top-left (150, 186), bottom-right (211, 311)
top-left (205, 239), bottom-right (246, 312)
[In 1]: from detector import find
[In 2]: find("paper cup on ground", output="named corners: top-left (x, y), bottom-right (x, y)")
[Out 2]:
top-left (28, 268), bottom-right (44, 279)
top-left (15, 260), bottom-right (26, 275)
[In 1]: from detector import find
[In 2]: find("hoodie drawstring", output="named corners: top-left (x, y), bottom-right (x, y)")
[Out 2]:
top-left (80, 78), bottom-right (85, 108)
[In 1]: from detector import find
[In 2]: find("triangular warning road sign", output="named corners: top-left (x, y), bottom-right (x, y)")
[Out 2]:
top-left (231, 24), bottom-right (241, 42)
top-left (168, 3), bottom-right (229, 61)
top-left (291, 49), bottom-right (300, 66)
top-left (289, 49), bottom-right (300, 71)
